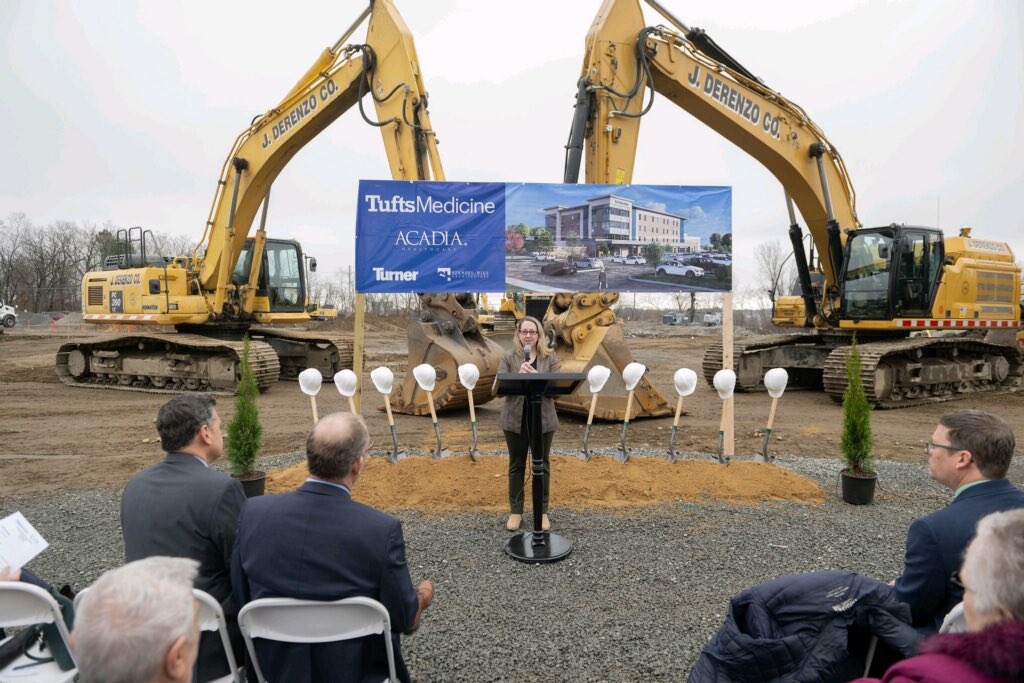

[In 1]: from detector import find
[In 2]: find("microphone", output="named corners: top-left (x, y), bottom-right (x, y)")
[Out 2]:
top-left (523, 344), bottom-right (532, 359)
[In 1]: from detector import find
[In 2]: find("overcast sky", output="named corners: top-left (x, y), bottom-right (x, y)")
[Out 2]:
top-left (2, 0), bottom-right (1021, 298)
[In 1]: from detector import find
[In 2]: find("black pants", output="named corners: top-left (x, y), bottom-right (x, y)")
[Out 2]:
top-left (504, 411), bottom-right (555, 514)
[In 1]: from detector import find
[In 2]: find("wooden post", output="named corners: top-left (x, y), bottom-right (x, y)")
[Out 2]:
top-left (722, 292), bottom-right (734, 456)
top-left (310, 395), bottom-right (319, 424)
top-left (353, 292), bottom-right (365, 413)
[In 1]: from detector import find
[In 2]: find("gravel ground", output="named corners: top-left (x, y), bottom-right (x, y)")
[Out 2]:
top-left (4, 451), bottom-right (1022, 682)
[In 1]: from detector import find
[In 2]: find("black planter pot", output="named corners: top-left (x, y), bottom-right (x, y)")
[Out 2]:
top-left (236, 470), bottom-right (267, 498)
top-left (841, 469), bottom-right (877, 505)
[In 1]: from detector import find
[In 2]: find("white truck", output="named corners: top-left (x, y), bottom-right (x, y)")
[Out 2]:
top-left (0, 302), bottom-right (16, 328)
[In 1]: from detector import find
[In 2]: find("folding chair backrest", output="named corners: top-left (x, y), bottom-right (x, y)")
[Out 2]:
top-left (193, 589), bottom-right (241, 683)
top-left (0, 582), bottom-right (64, 630)
top-left (0, 581), bottom-right (76, 672)
top-left (237, 597), bottom-right (396, 683)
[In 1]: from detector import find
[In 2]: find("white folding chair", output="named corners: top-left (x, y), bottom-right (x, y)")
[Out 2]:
top-left (194, 589), bottom-right (242, 683)
top-left (74, 586), bottom-right (241, 683)
top-left (940, 601), bottom-right (966, 634)
top-left (0, 582), bottom-right (76, 683)
top-left (237, 596), bottom-right (397, 683)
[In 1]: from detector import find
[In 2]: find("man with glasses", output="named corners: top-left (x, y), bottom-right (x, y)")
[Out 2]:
top-left (231, 412), bottom-right (433, 682)
top-left (893, 410), bottom-right (1024, 633)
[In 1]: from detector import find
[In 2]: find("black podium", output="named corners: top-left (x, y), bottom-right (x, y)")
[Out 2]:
top-left (495, 371), bottom-right (585, 563)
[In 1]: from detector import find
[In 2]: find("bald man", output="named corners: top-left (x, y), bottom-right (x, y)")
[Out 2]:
top-left (231, 413), bottom-right (433, 683)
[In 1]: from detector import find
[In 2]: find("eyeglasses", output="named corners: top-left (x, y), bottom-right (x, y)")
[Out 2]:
top-left (925, 441), bottom-right (963, 454)
top-left (518, 329), bottom-right (538, 336)
top-left (950, 570), bottom-right (964, 590)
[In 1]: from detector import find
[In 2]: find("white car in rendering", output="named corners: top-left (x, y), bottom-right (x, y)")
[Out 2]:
top-left (609, 255), bottom-right (625, 263)
top-left (534, 252), bottom-right (553, 261)
top-left (623, 256), bottom-right (647, 265)
top-left (656, 261), bottom-right (705, 277)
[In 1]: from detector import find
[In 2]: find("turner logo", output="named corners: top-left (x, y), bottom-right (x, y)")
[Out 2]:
top-left (373, 267), bottom-right (418, 282)
top-left (437, 268), bottom-right (452, 281)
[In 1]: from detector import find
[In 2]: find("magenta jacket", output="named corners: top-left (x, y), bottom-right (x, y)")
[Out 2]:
top-left (851, 620), bottom-right (1024, 683)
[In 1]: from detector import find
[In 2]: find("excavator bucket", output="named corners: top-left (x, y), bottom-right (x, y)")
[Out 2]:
top-left (542, 292), bottom-right (672, 421)
top-left (392, 293), bottom-right (505, 415)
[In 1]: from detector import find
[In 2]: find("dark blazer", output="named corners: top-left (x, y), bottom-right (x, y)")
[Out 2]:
top-left (231, 481), bottom-right (420, 683)
top-left (121, 452), bottom-right (247, 681)
top-left (894, 478), bottom-right (1024, 633)
top-left (689, 571), bottom-right (919, 682)
top-left (498, 351), bottom-right (560, 433)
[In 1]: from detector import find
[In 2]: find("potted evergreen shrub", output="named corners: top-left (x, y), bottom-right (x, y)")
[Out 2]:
top-left (227, 336), bottom-right (266, 497)
top-left (840, 336), bottom-right (877, 504)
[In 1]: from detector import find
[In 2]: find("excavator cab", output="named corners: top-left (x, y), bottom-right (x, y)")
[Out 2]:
top-left (231, 238), bottom-right (307, 313)
top-left (840, 227), bottom-right (943, 320)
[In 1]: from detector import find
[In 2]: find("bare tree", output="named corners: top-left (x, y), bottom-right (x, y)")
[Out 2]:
top-left (754, 239), bottom-right (800, 310)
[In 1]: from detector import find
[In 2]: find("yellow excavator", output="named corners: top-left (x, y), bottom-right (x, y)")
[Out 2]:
top-left (58, 0), bottom-right (445, 393)
top-left (566, 0), bottom-right (1022, 408)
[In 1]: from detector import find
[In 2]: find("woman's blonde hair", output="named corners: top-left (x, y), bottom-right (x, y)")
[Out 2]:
top-left (513, 316), bottom-right (549, 358)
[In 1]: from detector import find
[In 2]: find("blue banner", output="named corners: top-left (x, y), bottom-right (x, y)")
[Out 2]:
top-left (355, 180), bottom-right (507, 293)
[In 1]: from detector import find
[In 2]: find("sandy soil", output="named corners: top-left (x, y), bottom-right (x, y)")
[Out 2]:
top-left (2, 319), bottom-right (1020, 498)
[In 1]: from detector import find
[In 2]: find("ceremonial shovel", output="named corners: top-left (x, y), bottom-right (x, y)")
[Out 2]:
top-left (581, 365), bottom-right (611, 461)
top-left (712, 369), bottom-right (736, 465)
top-left (668, 368), bottom-right (698, 462)
top-left (371, 366), bottom-right (405, 463)
top-left (758, 368), bottom-right (789, 463)
top-left (298, 368), bottom-right (323, 424)
top-left (413, 363), bottom-right (449, 459)
top-left (333, 369), bottom-right (358, 414)
top-left (457, 363), bottom-right (481, 462)
top-left (616, 362), bottom-right (647, 463)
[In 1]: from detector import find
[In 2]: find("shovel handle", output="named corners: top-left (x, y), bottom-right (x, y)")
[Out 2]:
top-left (310, 395), bottom-right (319, 424)
top-left (468, 393), bottom-right (476, 423)
top-left (624, 390), bottom-right (635, 424)
top-left (672, 395), bottom-right (684, 428)
top-left (384, 396), bottom-right (395, 426)
top-left (347, 396), bottom-right (357, 414)
top-left (427, 391), bottom-right (438, 424)
top-left (586, 393), bottom-right (599, 426)
top-left (766, 397), bottom-right (779, 430)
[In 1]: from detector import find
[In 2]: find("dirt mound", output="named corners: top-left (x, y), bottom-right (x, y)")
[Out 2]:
top-left (266, 455), bottom-right (824, 511)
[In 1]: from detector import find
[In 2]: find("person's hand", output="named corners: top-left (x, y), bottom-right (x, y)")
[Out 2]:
top-left (519, 362), bottom-right (537, 374)
top-left (417, 580), bottom-right (434, 610)
top-left (0, 565), bottom-right (21, 582)
top-left (887, 579), bottom-right (896, 587)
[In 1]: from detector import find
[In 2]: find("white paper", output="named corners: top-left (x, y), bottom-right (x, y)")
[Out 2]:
top-left (0, 511), bottom-right (49, 572)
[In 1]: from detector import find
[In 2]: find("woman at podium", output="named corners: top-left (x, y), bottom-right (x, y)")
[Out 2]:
top-left (498, 316), bottom-right (560, 532)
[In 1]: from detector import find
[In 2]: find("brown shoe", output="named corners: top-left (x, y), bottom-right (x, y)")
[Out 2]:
top-left (541, 514), bottom-right (551, 531)
top-left (506, 514), bottom-right (522, 531)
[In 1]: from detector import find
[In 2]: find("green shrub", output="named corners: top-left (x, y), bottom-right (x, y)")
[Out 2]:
top-left (227, 336), bottom-right (262, 477)
top-left (840, 336), bottom-right (875, 475)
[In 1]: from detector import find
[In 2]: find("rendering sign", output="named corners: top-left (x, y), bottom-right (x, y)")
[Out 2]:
top-left (356, 180), bottom-right (732, 294)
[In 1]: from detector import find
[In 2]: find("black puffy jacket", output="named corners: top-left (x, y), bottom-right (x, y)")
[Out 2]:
top-left (688, 571), bottom-right (920, 682)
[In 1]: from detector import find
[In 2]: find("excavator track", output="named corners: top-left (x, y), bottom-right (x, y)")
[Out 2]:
top-left (249, 327), bottom-right (354, 380)
top-left (56, 334), bottom-right (280, 395)
top-left (702, 333), bottom-right (831, 392)
top-left (822, 336), bottom-right (1024, 409)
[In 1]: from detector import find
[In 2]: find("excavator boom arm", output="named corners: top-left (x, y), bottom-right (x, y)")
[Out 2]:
top-left (195, 0), bottom-right (443, 314)
top-left (574, 0), bottom-right (859, 301)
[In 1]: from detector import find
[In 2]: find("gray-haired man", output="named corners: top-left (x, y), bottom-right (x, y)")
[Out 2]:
top-left (73, 556), bottom-right (200, 683)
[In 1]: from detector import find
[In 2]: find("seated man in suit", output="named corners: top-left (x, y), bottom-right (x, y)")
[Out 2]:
top-left (894, 409), bottom-right (1024, 633)
top-left (73, 556), bottom-right (201, 683)
top-left (121, 393), bottom-right (247, 682)
top-left (232, 412), bottom-right (434, 683)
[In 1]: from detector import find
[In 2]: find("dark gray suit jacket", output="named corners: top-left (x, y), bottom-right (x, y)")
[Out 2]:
top-left (121, 452), bottom-right (247, 681)
top-left (121, 452), bottom-right (246, 607)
